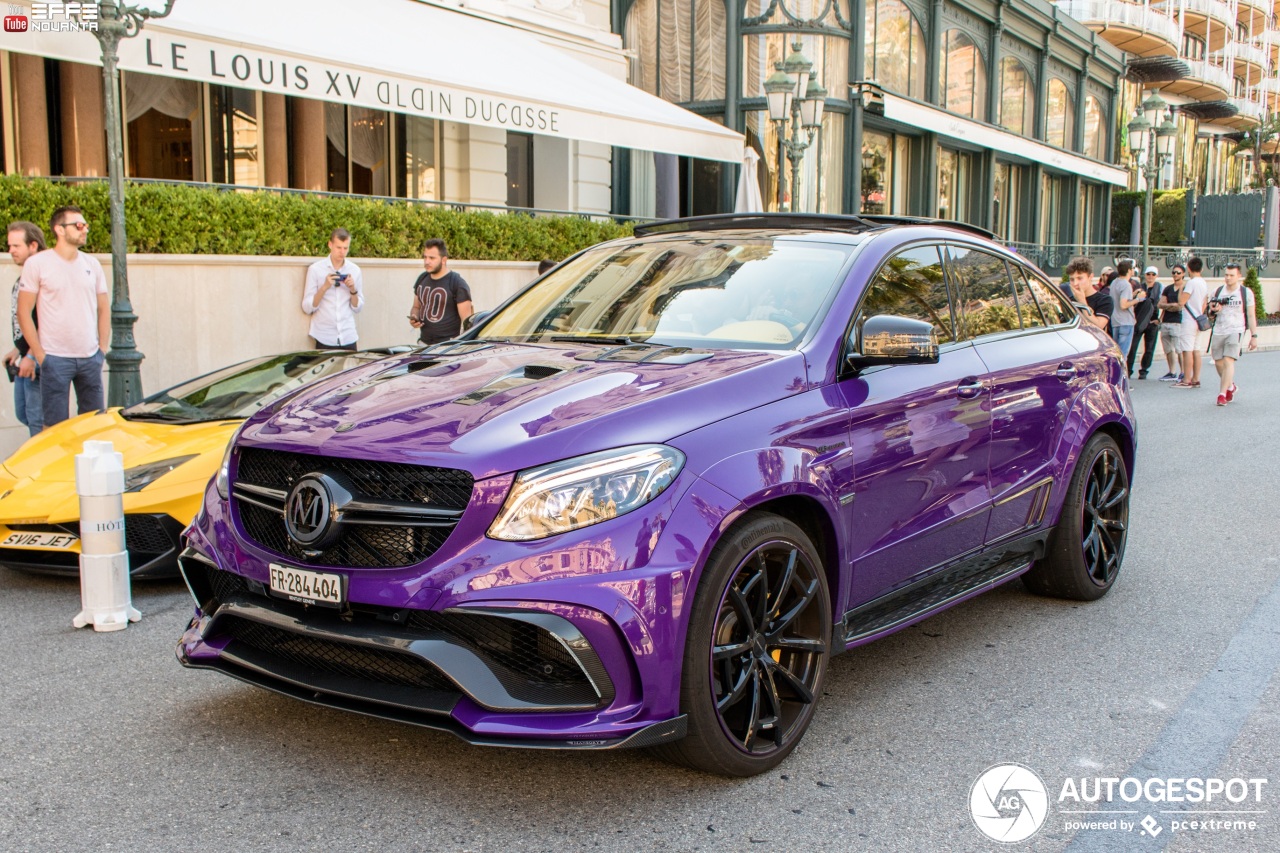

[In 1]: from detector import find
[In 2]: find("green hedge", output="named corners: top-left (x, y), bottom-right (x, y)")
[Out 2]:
top-left (0, 175), bottom-right (633, 260)
top-left (1244, 265), bottom-right (1267, 318)
top-left (1109, 188), bottom-right (1188, 246)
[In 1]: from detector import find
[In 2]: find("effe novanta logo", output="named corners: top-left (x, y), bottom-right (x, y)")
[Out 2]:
top-left (3, 15), bottom-right (27, 32)
top-left (970, 764), bottom-right (1050, 843)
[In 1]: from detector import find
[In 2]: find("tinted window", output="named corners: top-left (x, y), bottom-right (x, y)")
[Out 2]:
top-left (1011, 266), bottom-right (1047, 328)
top-left (1019, 268), bottom-right (1073, 326)
top-left (860, 244), bottom-right (956, 342)
top-left (948, 246), bottom-right (1020, 339)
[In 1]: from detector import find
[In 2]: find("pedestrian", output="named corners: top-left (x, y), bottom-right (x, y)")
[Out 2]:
top-left (16, 206), bottom-right (109, 429)
top-left (1206, 263), bottom-right (1258, 406)
top-left (1109, 258), bottom-right (1143, 355)
top-left (1173, 257), bottom-right (1209, 388)
top-left (1156, 264), bottom-right (1186, 381)
top-left (302, 228), bottom-right (363, 350)
top-left (410, 238), bottom-right (473, 345)
top-left (1127, 265), bottom-right (1160, 379)
top-left (1065, 256), bottom-right (1110, 332)
top-left (5, 221), bottom-right (46, 436)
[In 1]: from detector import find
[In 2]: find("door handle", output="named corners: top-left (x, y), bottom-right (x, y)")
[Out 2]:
top-left (956, 378), bottom-right (984, 399)
top-left (1055, 362), bottom-right (1076, 380)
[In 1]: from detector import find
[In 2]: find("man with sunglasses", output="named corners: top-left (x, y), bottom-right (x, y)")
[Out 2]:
top-left (16, 206), bottom-right (109, 429)
top-left (1155, 264), bottom-right (1186, 381)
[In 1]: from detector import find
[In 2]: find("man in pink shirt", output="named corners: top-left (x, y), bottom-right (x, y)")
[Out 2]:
top-left (17, 206), bottom-right (110, 429)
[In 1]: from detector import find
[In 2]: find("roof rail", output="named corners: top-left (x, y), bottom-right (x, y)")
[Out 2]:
top-left (632, 212), bottom-right (996, 240)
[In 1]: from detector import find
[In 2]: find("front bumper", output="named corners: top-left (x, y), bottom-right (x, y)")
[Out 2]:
top-left (175, 549), bottom-right (688, 749)
top-left (176, 458), bottom-right (744, 748)
top-left (0, 513), bottom-right (187, 579)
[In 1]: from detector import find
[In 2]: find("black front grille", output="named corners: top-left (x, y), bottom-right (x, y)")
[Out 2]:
top-left (124, 514), bottom-right (176, 557)
top-left (220, 615), bottom-right (457, 692)
top-left (237, 448), bottom-right (473, 509)
top-left (232, 448), bottom-right (473, 568)
top-left (408, 611), bottom-right (587, 691)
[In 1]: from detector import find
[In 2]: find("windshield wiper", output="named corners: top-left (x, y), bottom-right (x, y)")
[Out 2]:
top-left (550, 335), bottom-right (654, 346)
top-left (120, 411), bottom-right (185, 422)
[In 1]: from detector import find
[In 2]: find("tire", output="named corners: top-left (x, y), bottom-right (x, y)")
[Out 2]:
top-left (1023, 432), bottom-right (1129, 601)
top-left (652, 512), bottom-right (831, 777)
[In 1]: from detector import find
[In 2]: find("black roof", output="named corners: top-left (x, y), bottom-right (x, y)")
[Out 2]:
top-left (632, 212), bottom-right (996, 241)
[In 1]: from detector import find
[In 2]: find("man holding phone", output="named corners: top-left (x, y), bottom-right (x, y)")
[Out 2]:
top-left (302, 227), bottom-right (363, 350)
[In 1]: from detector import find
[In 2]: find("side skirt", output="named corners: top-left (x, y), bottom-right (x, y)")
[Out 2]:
top-left (834, 530), bottom-right (1049, 651)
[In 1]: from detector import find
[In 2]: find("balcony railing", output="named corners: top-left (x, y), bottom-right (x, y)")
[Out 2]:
top-left (1156, 0), bottom-right (1234, 27)
top-left (1055, 1), bottom-right (1181, 47)
top-left (1183, 58), bottom-right (1234, 92)
top-left (1258, 76), bottom-right (1280, 94)
top-left (1215, 41), bottom-right (1272, 71)
top-left (1230, 97), bottom-right (1266, 120)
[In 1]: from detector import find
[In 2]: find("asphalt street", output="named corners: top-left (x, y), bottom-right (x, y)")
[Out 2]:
top-left (1, 350), bottom-right (1278, 853)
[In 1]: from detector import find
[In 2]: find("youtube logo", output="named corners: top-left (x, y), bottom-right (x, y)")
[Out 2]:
top-left (3, 15), bottom-right (27, 32)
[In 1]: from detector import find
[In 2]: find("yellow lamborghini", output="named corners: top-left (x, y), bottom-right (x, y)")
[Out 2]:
top-left (0, 350), bottom-right (395, 578)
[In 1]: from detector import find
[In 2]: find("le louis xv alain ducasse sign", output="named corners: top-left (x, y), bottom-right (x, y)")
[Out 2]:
top-left (127, 34), bottom-right (563, 135)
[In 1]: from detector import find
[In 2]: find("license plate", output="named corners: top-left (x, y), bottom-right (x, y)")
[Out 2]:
top-left (1, 531), bottom-right (79, 549)
top-left (268, 563), bottom-right (344, 607)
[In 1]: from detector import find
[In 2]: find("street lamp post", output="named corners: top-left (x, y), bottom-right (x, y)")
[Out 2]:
top-left (1127, 89), bottom-right (1177, 270)
top-left (763, 42), bottom-right (827, 212)
top-left (83, 0), bottom-right (177, 407)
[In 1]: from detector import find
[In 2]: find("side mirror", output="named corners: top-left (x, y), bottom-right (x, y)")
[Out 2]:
top-left (462, 310), bottom-right (490, 332)
top-left (847, 315), bottom-right (939, 370)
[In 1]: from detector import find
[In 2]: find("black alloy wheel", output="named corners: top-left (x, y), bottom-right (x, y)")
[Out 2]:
top-left (654, 513), bottom-right (830, 776)
top-left (1080, 444), bottom-right (1128, 588)
top-left (1023, 432), bottom-right (1129, 601)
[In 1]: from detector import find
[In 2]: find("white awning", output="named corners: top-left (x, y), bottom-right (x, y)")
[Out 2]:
top-left (0, 0), bottom-right (744, 162)
top-left (881, 94), bottom-right (1129, 187)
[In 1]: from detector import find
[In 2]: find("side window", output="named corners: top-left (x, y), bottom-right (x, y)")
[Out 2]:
top-left (1010, 266), bottom-right (1047, 328)
top-left (859, 245), bottom-right (956, 343)
top-left (1019, 267), bottom-right (1073, 326)
top-left (947, 246), bottom-right (1020, 339)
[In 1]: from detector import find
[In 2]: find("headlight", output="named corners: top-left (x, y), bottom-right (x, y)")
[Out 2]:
top-left (215, 443), bottom-right (233, 501)
top-left (123, 455), bottom-right (198, 492)
top-left (488, 445), bottom-right (684, 542)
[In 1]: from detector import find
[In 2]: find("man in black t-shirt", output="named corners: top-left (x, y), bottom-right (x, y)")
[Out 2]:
top-left (410, 238), bottom-right (473, 345)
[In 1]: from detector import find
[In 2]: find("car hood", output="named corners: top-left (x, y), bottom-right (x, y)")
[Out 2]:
top-left (239, 342), bottom-right (810, 477)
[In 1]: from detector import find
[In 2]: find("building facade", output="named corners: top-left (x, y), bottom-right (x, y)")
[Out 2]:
top-left (0, 0), bottom-right (740, 218)
top-left (617, 0), bottom-right (1131, 245)
top-left (3, 0), bottom-right (1273, 243)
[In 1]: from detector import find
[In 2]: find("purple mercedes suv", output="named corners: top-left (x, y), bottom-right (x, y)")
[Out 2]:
top-left (177, 214), bottom-right (1135, 776)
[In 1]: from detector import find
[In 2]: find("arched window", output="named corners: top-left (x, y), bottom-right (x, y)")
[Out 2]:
top-left (998, 58), bottom-right (1033, 136)
top-left (1046, 79), bottom-right (1074, 149)
top-left (1083, 95), bottom-right (1104, 160)
top-left (939, 30), bottom-right (987, 121)
top-left (624, 0), bottom-right (726, 102)
top-left (865, 0), bottom-right (926, 101)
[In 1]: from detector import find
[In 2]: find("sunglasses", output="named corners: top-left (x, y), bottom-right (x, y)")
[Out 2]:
top-left (61, 221), bottom-right (89, 231)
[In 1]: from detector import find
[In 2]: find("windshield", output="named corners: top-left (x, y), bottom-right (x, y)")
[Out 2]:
top-left (121, 352), bottom-right (381, 422)
top-left (476, 237), bottom-right (854, 349)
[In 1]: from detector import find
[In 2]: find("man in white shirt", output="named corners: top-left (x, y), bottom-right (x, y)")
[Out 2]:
top-left (1173, 257), bottom-right (1209, 389)
top-left (1206, 263), bottom-right (1257, 406)
top-left (302, 228), bottom-right (363, 350)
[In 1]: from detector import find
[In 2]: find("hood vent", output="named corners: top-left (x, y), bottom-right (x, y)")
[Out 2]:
top-left (454, 363), bottom-right (569, 406)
